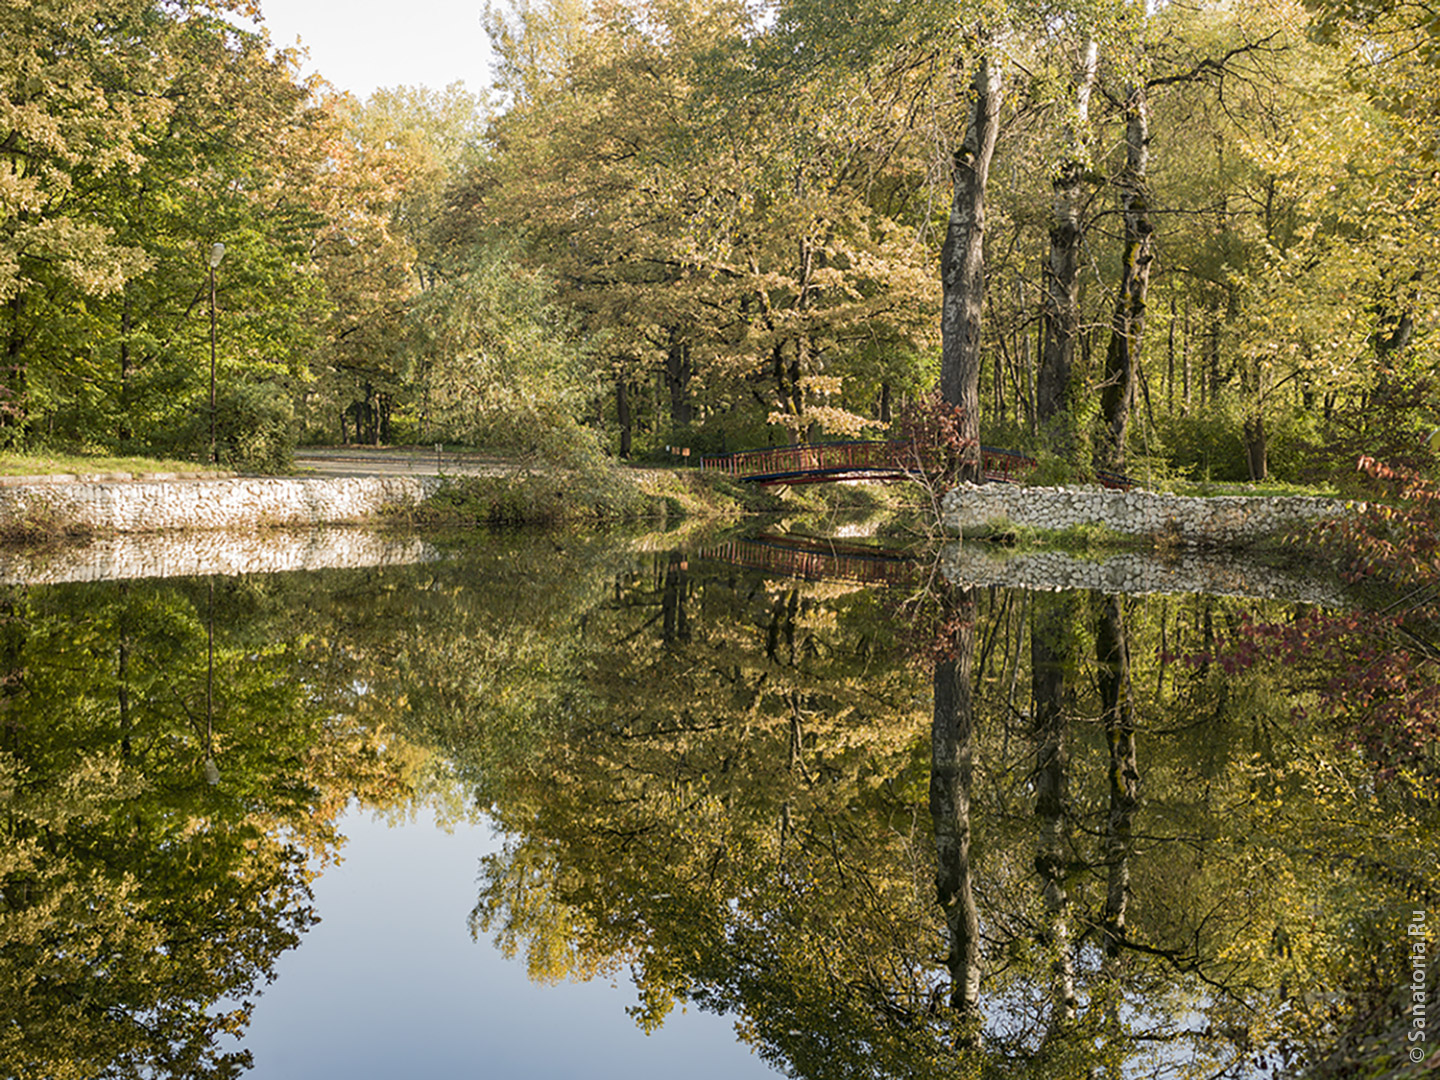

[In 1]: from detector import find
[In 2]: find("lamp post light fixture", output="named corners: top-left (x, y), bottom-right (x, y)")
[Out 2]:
top-left (207, 242), bottom-right (225, 464)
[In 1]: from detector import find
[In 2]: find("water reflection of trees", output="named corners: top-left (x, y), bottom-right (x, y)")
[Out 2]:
top-left (460, 557), bottom-right (1438, 1079)
top-left (0, 578), bottom-right (413, 1079)
top-left (6, 537), bottom-right (1436, 1078)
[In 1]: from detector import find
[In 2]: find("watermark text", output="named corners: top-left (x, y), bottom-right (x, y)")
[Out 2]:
top-left (1407, 909), bottom-right (1429, 1065)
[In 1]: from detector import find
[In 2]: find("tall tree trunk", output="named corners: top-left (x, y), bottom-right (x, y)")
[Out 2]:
top-left (1031, 591), bottom-right (1078, 1026)
top-left (616, 377), bottom-right (632, 458)
top-left (1182, 301), bottom-right (1192, 415)
top-left (1097, 85), bottom-right (1154, 475)
top-left (931, 586), bottom-right (982, 1033)
top-left (2, 293), bottom-right (26, 438)
top-left (1037, 40), bottom-right (1098, 459)
top-left (119, 292), bottom-right (133, 443)
top-left (941, 52), bottom-right (1003, 482)
top-left (1244, 412), bottom-right (1267, 481)
top-left (1096, 595), bottom-right (1139, 958)
top-left (665, 328), bottom-right (694, 429)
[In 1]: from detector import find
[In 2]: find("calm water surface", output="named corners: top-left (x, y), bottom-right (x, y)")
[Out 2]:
top-left (2, 529), bottom-right (1435, 1078)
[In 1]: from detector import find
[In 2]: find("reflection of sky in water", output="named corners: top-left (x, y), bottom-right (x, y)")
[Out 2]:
top-left (238, 807), bottom-right (777, 1079)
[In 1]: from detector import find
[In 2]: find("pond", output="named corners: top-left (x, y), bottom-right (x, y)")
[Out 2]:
top-left (2, 527), bottom-right (1435, 1078)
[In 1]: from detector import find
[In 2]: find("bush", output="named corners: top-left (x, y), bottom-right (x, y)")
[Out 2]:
top-left (412, 463), bottom-right (656, 528)
top-left (1152, 405), bottom-right (1251, 482)
top-left (152, 379), bottom-right (296, 473)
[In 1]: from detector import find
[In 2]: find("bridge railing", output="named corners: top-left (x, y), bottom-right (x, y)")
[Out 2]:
top-left (700, 440), bottom-right (1053, 483)
top-left (701, 535), bottom-right (916, 585)
top-left (698, 440), bottom-right (1141, 492)
top-left (699, 439), bottom-right (915, 479)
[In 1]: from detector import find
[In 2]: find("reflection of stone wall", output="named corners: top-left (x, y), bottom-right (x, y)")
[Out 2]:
top-left (0, 529), bottom-right (440, 585)
top-left (0, 476), bottom-right (443, 534)
top-left (942, 483), bottom-right (1352, 545)
top-left (940, 544), bottom-right (1344, 605)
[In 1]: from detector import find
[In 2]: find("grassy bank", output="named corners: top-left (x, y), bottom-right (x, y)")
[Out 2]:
top-left (0, 452), bottom-right (226, 478)
top-left (399, 465), bottom-right (926, 529)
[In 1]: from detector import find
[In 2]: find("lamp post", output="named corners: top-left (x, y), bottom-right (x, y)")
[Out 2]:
top-left (207, 242), bottom-right (225, 464)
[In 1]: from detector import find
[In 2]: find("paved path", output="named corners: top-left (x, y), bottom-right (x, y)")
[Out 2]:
top-left (0, 448), bottom-right (521, 485)
top-left (294, 448), bottom-right (517, 478)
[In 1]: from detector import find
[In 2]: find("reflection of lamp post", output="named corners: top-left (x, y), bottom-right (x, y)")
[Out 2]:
top-left (204, 577), bottom-right (220, 786)
top-left (207, 242), bottom-right (225, 464)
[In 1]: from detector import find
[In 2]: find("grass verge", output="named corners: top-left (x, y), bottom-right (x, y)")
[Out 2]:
top-left (401, 467), bottom-right (926, 529)
top-left (0, 452), bottom-right (224, 478)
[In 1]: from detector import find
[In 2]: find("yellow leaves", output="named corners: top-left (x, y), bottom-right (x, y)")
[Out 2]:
top-left (767, 376), bottom-right (889, 438)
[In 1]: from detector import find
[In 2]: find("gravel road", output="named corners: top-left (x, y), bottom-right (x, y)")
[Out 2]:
top-left (293, 448), bottom-right (517, 478)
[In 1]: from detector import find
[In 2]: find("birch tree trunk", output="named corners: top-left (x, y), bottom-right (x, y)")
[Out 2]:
top-left (941, 52), bottom-right (1003, 482)
top-left (1037, 40), bottom-right (1098, 458)
top-left (1097, 84), bottom-right (1153, 474)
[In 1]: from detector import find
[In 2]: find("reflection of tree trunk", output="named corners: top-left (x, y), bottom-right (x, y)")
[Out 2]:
top-left (940, 52), bottom-right (1003, 483)
top-left (931, 587), bottom-right (981, 1030)
top-left (1031, 592), bottom-right (1077, 1025)
top-left (787, 693), bottom-right (813, 784)
top-left (661, 553), bottom-right (689, 646)
top-left (0, 586), bottom-right (26, 749)
top-left (1097, 595), bottom-right (1139, 958)
top-left (765, 589), bottom-right (799, 665)
top-left (118, 583), bottom-right (131, 758)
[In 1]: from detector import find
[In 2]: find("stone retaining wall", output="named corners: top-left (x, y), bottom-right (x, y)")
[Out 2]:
top-left (942, 483), bottom-right (1352, 545)
top-left (940, 545), bottom-right (1343, 605)
top-left (0, 529), bottom-right (439, 586)
top-left (0, 475), bottom-right (444, 534)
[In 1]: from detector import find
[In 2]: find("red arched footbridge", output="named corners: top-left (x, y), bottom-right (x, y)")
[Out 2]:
top-left (699, 440), bottom-right (1136, 488)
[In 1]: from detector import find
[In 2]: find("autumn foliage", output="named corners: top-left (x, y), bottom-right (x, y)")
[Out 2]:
top-left (889, 391), bottom-right (979, 490)
top-left (1194, 457), bottom-right (1440, 788)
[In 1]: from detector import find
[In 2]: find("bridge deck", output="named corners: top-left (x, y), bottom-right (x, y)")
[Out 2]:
top-left (698, 440), bottom-right (1132, 489)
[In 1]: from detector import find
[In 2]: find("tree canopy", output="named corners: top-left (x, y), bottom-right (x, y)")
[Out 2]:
top-left (1, 0), bottom-right (1432, 483)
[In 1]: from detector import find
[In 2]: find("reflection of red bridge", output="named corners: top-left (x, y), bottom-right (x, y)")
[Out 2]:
top-left (701, 534), bottom-right (917, 585)
top-left (698, 439), bottom-right (1132, 488)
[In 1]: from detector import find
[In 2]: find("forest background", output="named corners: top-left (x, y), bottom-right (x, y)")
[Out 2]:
top-left (1, 0), bottom-right (1435, 487)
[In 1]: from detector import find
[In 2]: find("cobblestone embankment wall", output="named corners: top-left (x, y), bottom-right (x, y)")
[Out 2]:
top-left (942, 483), bottom-right (1353, 545)
top-left (0, 475), bottom-right (444, 534)
top-left (0, 529), bottom-right (440, 586)
top-left (940, 545), bottom-right (1344, 605)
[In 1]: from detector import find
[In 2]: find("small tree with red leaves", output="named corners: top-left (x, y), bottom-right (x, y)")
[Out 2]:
top-left (890, 390), bottom-right (980, 492)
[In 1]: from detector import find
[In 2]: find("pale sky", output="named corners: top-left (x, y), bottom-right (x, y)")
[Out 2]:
top-left (250, 0), bottom-right (494, 100)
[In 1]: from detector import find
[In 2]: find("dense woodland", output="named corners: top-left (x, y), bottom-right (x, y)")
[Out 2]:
top-left (1, 0), bottom-right (1435, 482)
